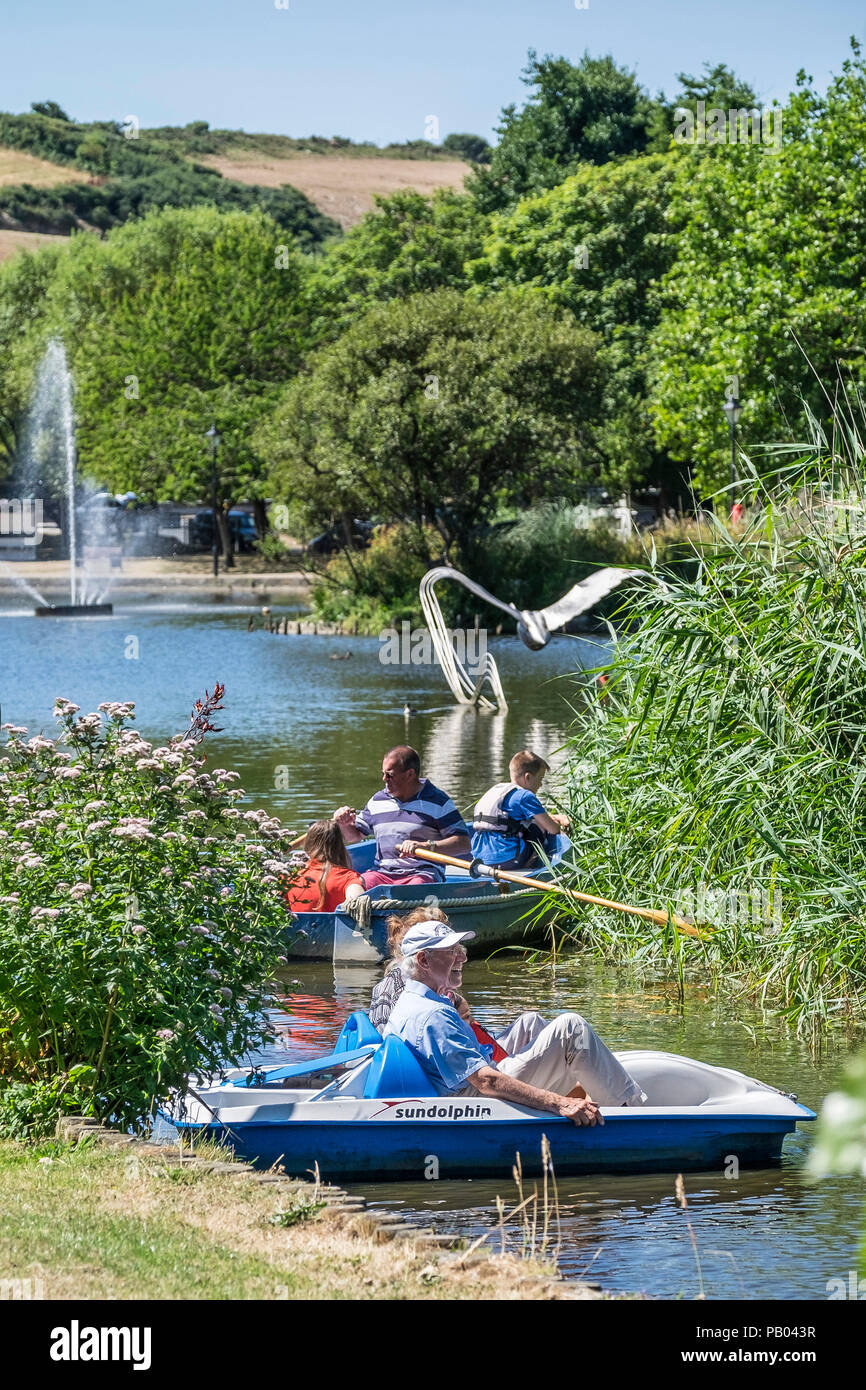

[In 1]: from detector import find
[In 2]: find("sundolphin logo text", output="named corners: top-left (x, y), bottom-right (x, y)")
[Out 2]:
top-left (393, 1103), bottom-right (492, 1118)
top-left (50, 1321), bottom-right (152, 1371)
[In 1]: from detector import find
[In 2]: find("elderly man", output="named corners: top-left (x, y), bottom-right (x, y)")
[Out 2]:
top-left (383, 921), bottom-right (646, 1122)
top-left (334, 745), bottom-right (470, 889)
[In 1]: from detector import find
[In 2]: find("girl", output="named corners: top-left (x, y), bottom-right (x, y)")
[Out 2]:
top-left (284, 820), bottom-right (365, 913)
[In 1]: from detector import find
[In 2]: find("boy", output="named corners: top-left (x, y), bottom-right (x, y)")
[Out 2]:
top-left (471, 750), bottom-right (570, 870)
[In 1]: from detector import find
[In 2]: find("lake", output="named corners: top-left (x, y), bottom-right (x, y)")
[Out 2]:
top-left (1, 601), bottom-right (862, 1299)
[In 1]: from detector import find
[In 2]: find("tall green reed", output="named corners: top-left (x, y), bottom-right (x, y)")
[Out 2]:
top-left (561, 393), bottom-right (866, 1033)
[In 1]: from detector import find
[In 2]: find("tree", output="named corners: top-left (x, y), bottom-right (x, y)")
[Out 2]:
top-left (471, 51), bottom-right (653, 212)
top-left (47, 206), bottom-right (309, 562)
top-left (647, 62), bottom-right (760, 151)
top-left (257, 289), bottom-right (604, 564)
top-left (442, 132), bottom-right (491, 164)
top-left (76, 130), bottom-right (112, 176)
top-left (648, 41), bottom-right (866, 494)
top-left (30, 100), bottom-right (71, 121)
top-left (0, 242), bottom-right (64, 481)
top-left (468, 155), bottom-right (679, 497)
top-left (303, 188), bottom-right (487, 346)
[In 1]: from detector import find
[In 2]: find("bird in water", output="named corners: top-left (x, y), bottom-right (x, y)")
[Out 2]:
top-left (330, 650), bottom-right (352, 660)
top-left (403, 701), bottom-right (418, 717)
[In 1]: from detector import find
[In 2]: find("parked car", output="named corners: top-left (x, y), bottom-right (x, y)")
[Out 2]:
top-left (189, 509), bottom-right (259, 554)
top-left (306, 519), bottom-right (374, 556)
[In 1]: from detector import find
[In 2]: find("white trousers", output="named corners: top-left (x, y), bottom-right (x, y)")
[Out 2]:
top-left (496, 1011), bottom-right (547, 1055)
top-left (494, 1013), bottom-right (646, 1106)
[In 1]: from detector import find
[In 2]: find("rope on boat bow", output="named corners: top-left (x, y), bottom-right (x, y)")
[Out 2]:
top-left (341, 885), bottom-right (544, 942)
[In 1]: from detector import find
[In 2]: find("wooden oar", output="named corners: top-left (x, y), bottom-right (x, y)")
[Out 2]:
top-left (410, 846), bottom-right (707, 940)
top-left (288, 830), bottom-right (308, 848)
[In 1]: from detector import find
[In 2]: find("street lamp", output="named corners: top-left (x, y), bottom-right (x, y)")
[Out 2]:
top-left (205, 423), bottom-right (221, 577)
top-left (722, 395), bottom-right (742, 499)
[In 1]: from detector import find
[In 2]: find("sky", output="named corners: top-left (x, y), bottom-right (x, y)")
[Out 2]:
top-left (4, 0), bottom-right (865, 144)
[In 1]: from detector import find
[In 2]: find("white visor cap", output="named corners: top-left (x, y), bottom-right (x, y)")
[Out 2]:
top-left (400, 921), bottom-right (476, 956)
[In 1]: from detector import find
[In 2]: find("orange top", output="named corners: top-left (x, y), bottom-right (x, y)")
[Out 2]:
top-left (469, 1020), bottom-right (508, 1062)
top-left (285, 859), bottom-right (364, 914)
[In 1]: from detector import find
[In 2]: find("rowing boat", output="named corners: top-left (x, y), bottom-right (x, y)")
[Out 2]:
top-left (285, 836), bottom-right (571, 963)
top-left (165, 1012), bottom-right (814, 1180)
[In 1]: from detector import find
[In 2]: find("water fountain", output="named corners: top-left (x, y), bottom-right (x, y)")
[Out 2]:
top-left (12, 340), bottom-right (113, 616)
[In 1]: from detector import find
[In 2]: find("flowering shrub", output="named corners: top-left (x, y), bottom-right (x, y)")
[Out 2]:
top-left (0, 694), bottom-right (293, 1137)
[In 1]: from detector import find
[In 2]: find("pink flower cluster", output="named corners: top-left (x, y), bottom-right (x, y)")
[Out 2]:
top-left (112, 817), bottom-right (156, 842)
top-left (97, 701), bottom-right (136, 721)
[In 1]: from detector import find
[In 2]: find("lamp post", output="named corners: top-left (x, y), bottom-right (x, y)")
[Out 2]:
top-left (205, 423), bottom-right (221, 578)
top-left (722, 395), bottom-right (742, 514)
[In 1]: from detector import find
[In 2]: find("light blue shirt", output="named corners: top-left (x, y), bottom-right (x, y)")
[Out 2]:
top-left (383, 978), bottom-right (493, 1095)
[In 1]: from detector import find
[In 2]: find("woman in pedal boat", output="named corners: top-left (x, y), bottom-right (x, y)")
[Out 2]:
top-left (284, 820), bottom-right (365, 914)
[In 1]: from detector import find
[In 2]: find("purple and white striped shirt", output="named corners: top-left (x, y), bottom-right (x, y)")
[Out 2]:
top-left (355, 779), bottom-right (469, 881)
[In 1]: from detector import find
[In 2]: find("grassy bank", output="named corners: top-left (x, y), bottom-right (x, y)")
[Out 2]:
top-left (0, 1136), bottom-right (594, 1300)
top-left (558, 435), bottom-right (866, 1034)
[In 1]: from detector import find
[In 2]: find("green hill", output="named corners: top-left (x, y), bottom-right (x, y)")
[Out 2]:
top-left (0, 110), bottom-right (341, 250)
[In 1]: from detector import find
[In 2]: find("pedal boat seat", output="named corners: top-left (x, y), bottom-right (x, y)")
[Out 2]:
top-left (362, 1034), bottom-right (438, 1099)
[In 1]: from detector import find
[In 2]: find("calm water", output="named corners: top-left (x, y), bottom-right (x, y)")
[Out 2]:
top-left (0, 603), bottom-right (600, 821)
top-left (1, 603), bottom-right (863, 1299)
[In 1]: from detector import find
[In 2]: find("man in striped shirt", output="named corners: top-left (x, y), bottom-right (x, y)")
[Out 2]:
top-left (334, 745), bottom-right (470, 887)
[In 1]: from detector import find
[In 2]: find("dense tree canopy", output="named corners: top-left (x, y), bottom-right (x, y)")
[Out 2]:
top-left (648, 43), bottom-right (866, 493)
top-left (0, 243), bottom-right (64, 478)
top-left (303, 188), bottom-right (486, 345)
top-left (646, 62), bottom-right (760, 151)
top-left (468, 154), bottom-right (678, 495)
top-left (257, 289), bottom-right (604, 562)
top-left (44, 207), bottom-right (309, 550)
top-left (471, 51), bottom-right (653, 212)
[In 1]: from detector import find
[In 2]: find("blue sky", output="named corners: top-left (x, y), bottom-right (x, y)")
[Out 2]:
top-left (5, 0), bottom-right (864, 144)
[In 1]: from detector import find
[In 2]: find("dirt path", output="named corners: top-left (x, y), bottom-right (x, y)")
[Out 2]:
top-left (0, 556), bottom-right (311, 603)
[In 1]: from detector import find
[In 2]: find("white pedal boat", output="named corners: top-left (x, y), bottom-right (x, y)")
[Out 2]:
top-left (163, 1013), bottom-right (814, 1180)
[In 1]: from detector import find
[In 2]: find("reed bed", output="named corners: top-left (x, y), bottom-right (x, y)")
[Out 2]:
top-left (560, 396), bottom-right (866, 1034)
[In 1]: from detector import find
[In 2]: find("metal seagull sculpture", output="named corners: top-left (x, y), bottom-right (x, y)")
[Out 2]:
top-left (419, 564), bottom-right (654, 712)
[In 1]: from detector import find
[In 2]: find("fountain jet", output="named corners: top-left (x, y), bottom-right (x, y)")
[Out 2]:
top-left (15, 340), bottom-right (113, 617)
